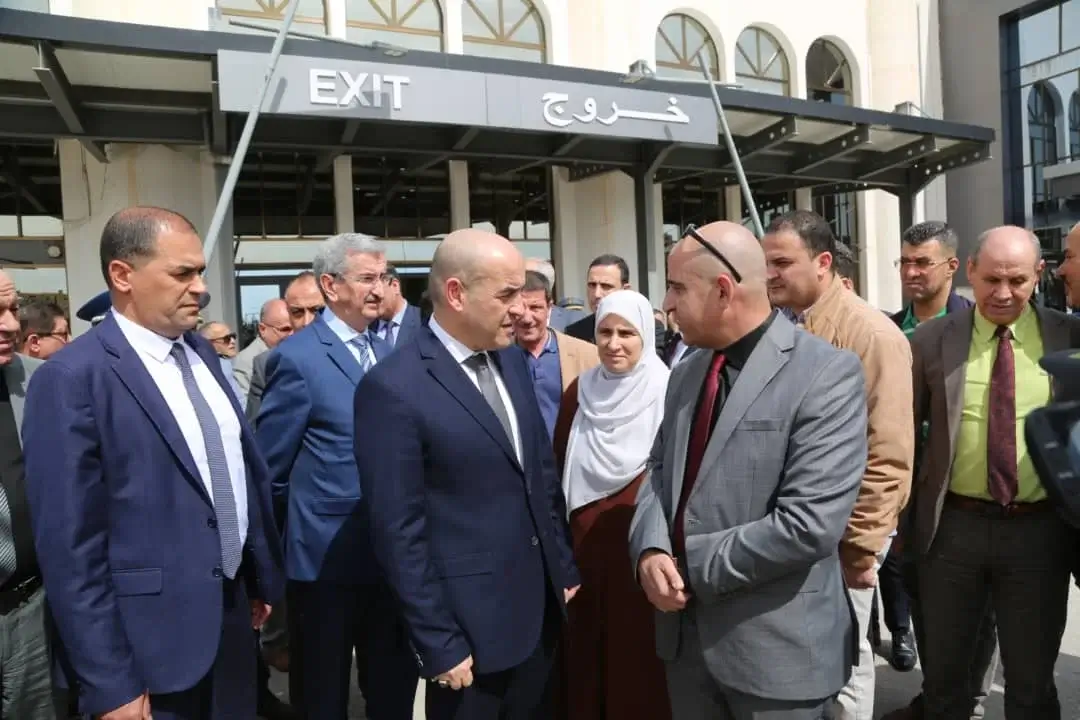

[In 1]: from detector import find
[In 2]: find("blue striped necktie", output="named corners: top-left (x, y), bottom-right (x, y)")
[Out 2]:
top-left (170, 343), bottom-right (243, 578)
top-left (352, 334), bottom-right (373, 373)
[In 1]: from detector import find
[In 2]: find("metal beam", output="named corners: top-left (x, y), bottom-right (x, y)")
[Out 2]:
top-left (907, 141), bottom-right (992, 192)
top-left (788, 125), bottom-right (871, 174)
top-left (407, 128), bottom-right (482, 173)
top-left (368, 169), bottom-right (406, 216)
top-left (31, 42), bottom-right (108, 163)
top-left (494, 135), bottom-right (586, 177)
top-left (0, 80), bottom-right (211, 112)
top-left (0, 150), bottom-right (47, 213)
top-left (855, 135), bottom-right (938, 180)
top-left (568, 165), bottom-right (616, 182)
top-left (721, 115), bottom-right (800, 168)
top-left (0, 104), bottom-right (205, 144)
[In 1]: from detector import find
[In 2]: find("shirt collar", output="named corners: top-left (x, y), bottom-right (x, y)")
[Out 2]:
top-left (428, 315), bottom-right (480, 366)
top-left (972, 302), bottom-right (1034, 345)
top-left (722, 310), bottom-right (777, 370)
top-left (111, 308), bottom-right (184, 364)
top-left (322, 307), bottom-right (364, 345)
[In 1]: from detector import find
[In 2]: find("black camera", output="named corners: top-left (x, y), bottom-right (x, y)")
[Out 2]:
top-left (1025, 349), bottom-right (1080, 529)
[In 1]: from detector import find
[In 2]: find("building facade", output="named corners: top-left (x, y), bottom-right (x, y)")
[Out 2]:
top-left (0, 0), bottom-right (978, 331)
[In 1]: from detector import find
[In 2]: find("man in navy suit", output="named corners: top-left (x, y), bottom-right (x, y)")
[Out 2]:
top-left (375, 264), bottom-right (422, 350)
top-left (355, 229), bottom-right (580, 720)
top-left (256, 233), bottom-right (417, 719)
top-left (22, 207), bottom-right (283, 720)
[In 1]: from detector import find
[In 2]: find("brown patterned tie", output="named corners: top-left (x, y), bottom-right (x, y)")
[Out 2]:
top-left (987, 325), bottom-right (1018, 505)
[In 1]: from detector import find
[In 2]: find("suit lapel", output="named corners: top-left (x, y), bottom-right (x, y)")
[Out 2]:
top-left (1036, 305), bottom-right (1071, 355)
top-left (668, 349), bottom-right (710, 511)
top-left (942, 309), bottom-right (973, 452)
top-left (694, 320), bottom-right (791, 487)
top-left (371, 332), bottom-right (391, 363)
top-left (97, 316), bottom-right (211, 506)
top-left (314, 316), bottom-right (363, 386)
top-left (3, 358), bottom-right (27, 444)
top-left (420, 331), bottom-right (521, 471)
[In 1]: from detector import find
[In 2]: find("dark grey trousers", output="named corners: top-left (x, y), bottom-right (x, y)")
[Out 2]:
top-left (918, 503), bottom-right (1070, 720)
top-left (0, 586), bottom-right (60, 720)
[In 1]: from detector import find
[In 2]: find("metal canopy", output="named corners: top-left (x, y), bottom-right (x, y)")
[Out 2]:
top-left (0, 8), bottom-right (995, 213)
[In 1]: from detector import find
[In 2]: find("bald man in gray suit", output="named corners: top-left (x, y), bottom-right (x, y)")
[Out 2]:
top-left (630, 222), bottom-right (867, 719)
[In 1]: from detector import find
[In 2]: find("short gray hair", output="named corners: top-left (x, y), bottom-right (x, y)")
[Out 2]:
top-left (312, 233), bottom-right (386, 281)
top-left (526, 258), bottom-right (556, 288)
top-left (970, 226), bottom-right (1042, 266)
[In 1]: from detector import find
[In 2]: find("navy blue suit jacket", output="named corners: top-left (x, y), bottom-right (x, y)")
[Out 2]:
top-left (22, 313), bottom-right (283, 716)
top-left (380, 303), bottom-right (422, 350)
top-left (354, 326), bottom-right (580, 679)
top-left (256, 313), bottom-right (389, 584)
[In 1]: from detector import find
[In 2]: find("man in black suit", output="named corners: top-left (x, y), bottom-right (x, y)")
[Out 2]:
top-left (563, 254), bottom-right (666, 354)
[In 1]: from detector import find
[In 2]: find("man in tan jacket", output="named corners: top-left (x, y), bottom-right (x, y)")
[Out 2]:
top-left (763, 210), bottom-right (914, 720)
top-left (514, 270), bottom-right (598, 439)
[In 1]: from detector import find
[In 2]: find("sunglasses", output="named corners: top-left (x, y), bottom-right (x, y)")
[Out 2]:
top-left (210, 333), bottom-right (237, 343)
top-left (683, 224), bottom-right (743, 284)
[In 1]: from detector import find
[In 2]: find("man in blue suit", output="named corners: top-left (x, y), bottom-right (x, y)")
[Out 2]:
top-left (374, 264), bottom-right (422, 350)
top-left (22, 207), bottom-right (283, 720)
top-left (355, 229), bottom-right (581, 720)
top-left (256, 233), bottom-right (417, 719)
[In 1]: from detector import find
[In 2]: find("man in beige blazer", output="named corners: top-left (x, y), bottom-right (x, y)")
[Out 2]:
top-left (910, 226), bottom-right (1080, 719)
top-left (515, 270), bottom-right (598, 438)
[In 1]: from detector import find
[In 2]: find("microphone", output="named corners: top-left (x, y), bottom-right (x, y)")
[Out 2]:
top-left (197, 291), bottom-right (211, 310)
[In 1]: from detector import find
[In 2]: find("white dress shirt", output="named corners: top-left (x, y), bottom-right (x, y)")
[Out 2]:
top-left (428, 316), bottom-right (522, 463)
top-left (322, 307), bottom-right (378, 367)
top-left (112, 310), bottom-right (248, 545)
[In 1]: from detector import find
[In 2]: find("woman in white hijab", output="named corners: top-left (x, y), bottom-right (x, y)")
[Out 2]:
top-left (552, 289), bottom-right (671, 720)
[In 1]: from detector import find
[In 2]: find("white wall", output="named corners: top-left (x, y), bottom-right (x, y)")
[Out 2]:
top-left (52, 0), bottom-right (928, 311)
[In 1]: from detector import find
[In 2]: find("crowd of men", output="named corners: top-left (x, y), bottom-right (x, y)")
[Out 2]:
top-left (0, 203), bottom-right (1074, 720)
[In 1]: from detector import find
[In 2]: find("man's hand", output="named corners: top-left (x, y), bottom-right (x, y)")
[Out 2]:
top-left (434, 655), bottom-right (474, 691)
top-left (96, 692), bottom-right (150, 720)
top-left (843, 563), bottom-right (877, 590)
top-left (564, 585), bottom-right (581, 603)
top-left (638, 550), bottom-right (690, 612)
top-left (251, 599), bottom-right (272, 630)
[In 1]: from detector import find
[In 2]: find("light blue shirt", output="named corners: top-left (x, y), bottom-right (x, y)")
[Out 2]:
top-left (322, 307), bottom-right (377, 367)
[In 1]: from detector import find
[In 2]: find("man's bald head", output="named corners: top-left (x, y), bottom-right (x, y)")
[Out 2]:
top-left (967, 225), bottom-right (1045, 326)
top-left (428, 229), bottom-right (523, 305)
top-left (670, 221), bottom-right (767, 286)
top-left (664, 221), bottom-right (771, 349)
top-left (429, 229), bottom-right (525, 351)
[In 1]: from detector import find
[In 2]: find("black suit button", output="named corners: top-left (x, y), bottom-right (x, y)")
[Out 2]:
top-left (212, 567), bottom-right (223, 578)
top-left (207, 518), bottom-right (217, 528)
top-left (530, 536), bottom-right (539, 547)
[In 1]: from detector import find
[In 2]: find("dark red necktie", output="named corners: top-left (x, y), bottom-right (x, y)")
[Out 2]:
top-left (673, 352), bottom-right (726, 557)
top-left (987, 325), bottom-right (1018, 505)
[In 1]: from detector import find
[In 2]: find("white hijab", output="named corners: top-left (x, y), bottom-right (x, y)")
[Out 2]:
top-left (562, 290), bottom-right (670, 514)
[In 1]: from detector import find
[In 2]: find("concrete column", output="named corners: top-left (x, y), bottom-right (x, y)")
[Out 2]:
top-left (333, 155), bottom-right (354, 233)
top-left (648, 184), bottom-right (665, 305)
top-left (724, 185), bottom-right (741, 223)
top-left (795, 188), bottom-right (813, 211)
top-left (449, 161), bottom-right (471, 231)
top-left (865, 0), bottom-right (921, 311)
top-left (325, 0), bottom-right (348, 37)
top-left (59, 141), bottom-right (235, 335)
top-left (551, 167), bottom-right (576, 297)
top-left (444, 0), bottom-right (464, 54)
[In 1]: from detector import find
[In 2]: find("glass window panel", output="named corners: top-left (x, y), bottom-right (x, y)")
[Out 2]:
top-left (1019, 5), bottom-right (1060, 66)
top-left (345, 0), bottom-right (443, 51)
top-left (462, 0), bottom-right (546, 63)
top-left (7, 267), bottom-right (67, 295)
top-left (218, 0), bottom-right (327, 32)
top-left (654, 14), bottom-right (719, 81)
top-left (736, 28), bottom-right (790, 96)
top-left (17, 215), bottom-right (62, 237)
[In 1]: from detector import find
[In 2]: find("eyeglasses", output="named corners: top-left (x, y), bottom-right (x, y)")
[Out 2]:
top-left (894, 257), bottom-right (951, 271)
top-left (337, 272), bottom-right (390, 287)
top-left (683, 224), bottom-right (743, 283)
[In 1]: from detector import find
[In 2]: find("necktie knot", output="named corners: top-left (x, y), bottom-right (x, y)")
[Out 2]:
top-left (170, 343), bottom-right (191, 370)
top-left (995, 325), bottom-right (1013, 341)
top-left (352, 334), bottom-right (369, 350)
top-left (467, 353), bottom-right (490, 371)
top-left (707, 351), bottom-right (726, 376)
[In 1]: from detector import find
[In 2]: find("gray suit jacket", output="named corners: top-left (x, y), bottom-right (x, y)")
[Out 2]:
top-left (232, 336), bottom-right (268, 403)
top-left (7, 353), bottom-right (41, 441)
top-left (629, 315), bottom-right (868, 701)
top-left (909, 305), bottom-right (1080, 554)
top-left (246, 350), bottom-right (269, 425)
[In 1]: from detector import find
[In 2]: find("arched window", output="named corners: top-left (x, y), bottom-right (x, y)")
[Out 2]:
top-left (462, 0), bottom-right (546, 63)
top-left (346, 0), bottom-right (443, 51)
top-left (1028, 83), bottom-right (1059, 214)
top-left (217, 0), bottom-right (327, 34)
top-left (735, 27), bottom-right (790, 96)
top-left (806, 39), bottom-right (851, 105)
top-left (1070, 92), bottom-right (1080, 161)
top-left (654, 14), bottom-right (720, 82)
